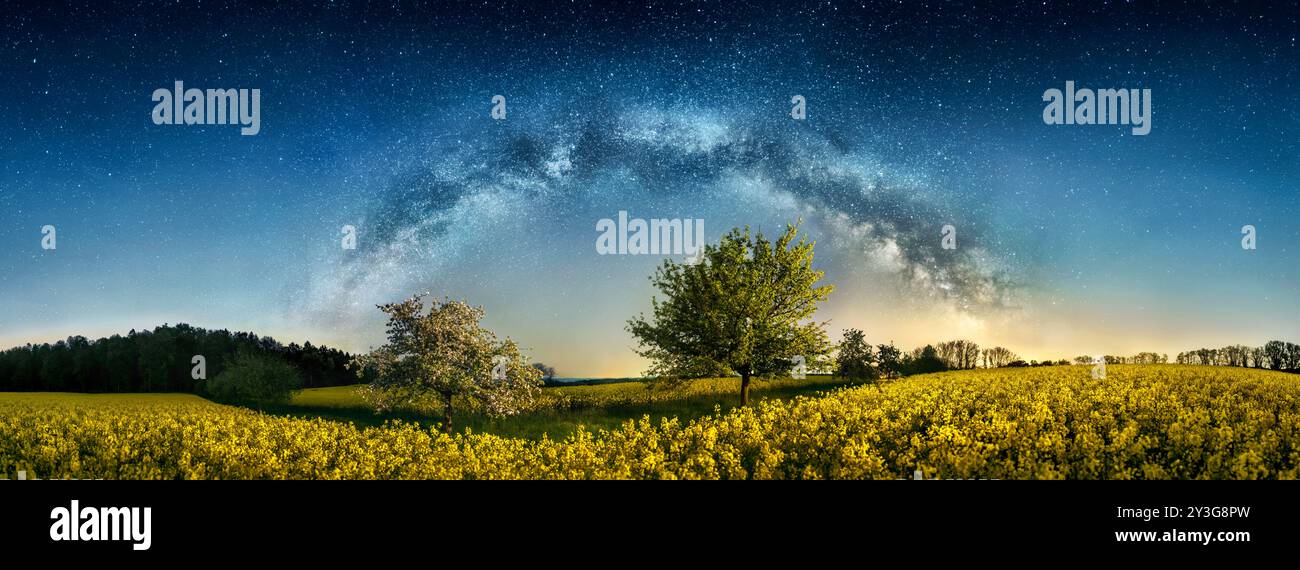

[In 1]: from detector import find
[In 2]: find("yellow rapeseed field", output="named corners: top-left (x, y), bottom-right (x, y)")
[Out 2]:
top-left (2, 365), bottom-right (1298, 479)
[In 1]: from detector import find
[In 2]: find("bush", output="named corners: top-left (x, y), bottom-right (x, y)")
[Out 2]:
top-left (206, 351), bottom-right (302, 405)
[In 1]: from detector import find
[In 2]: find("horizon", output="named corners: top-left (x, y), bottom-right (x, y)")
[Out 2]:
top-left (2, 319), bottom-right (1294, 379)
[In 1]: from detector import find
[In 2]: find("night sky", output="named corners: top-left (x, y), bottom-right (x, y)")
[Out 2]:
top-left (1, 2), bottom-right (1296, 376)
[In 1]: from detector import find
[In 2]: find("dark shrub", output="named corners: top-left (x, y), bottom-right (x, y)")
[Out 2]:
top-left (206, 351), bottom-right (302, 405)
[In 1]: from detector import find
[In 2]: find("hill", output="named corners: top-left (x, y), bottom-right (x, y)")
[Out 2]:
top-left (0, 324), bottom-right (357, 393)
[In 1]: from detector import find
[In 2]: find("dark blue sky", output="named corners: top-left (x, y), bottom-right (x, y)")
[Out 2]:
top-left (1, 1), bottom-right (1296, 375)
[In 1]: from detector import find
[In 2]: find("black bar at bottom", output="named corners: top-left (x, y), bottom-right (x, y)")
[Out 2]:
top-left (0, 481), bottom-right (1286, 561)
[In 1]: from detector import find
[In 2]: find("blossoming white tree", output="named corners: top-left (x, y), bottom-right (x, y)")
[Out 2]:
top-left (353, 295), bottom-right (541, 433)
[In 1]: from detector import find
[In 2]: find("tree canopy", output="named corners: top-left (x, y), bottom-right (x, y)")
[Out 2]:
top-left (836, 328), bottom-right (878, 381)
top-left (627, 222), bottom-right (833, 405)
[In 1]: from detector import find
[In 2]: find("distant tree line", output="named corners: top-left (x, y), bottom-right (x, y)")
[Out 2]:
top-left (1002, 359), bottom-right (1072, 367)
top-left (1174, 341), bottom-right (1300, 371)
top-left (1074, 353), bottom-right (1168, 365)
top-left (0, 324), bottom-right (359, 393)
top-left (1065, 342), bottom-right (1300, 373)
top-left (834, 331), bottom-right (1072, 381)
top-left (1130, 351), bottom-right (1167, 365)
top-left (836, 334), bottom-right (1300, 381)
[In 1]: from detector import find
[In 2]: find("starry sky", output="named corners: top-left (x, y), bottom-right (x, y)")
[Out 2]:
top-left (1, 2), bottom-right (1296, 376)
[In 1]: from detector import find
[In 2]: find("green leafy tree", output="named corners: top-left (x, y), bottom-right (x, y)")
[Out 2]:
top-left (1264, 341), bottom-right (1287, 370)
top-left (904, 345), bottom-right (948, 375)
top-left (627, 222), bottom-right (834, 405)
top-left (353, 295), bottom-right (542, 433)
top-left (836, 328), bottom-right (878, 381)
top-left (876, 342), bottom-right (903, 379)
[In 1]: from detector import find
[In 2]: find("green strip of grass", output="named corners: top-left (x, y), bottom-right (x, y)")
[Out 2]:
top-left (270, 375), bottom-right (858, 439)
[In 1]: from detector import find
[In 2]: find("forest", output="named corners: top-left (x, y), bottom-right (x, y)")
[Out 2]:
top-left (0, 324), bottom-right (356, 392)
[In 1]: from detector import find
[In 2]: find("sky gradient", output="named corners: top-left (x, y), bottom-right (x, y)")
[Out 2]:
top-left (1, 2), bottom-right (1297, 376)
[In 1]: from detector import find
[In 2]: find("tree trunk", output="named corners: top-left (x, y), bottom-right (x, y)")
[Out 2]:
top-left (441, 391), bottom-right (454, 434)
top-left (740, 372), bottom-right (751, 406)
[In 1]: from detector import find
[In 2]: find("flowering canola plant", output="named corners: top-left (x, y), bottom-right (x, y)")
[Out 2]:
top-left (2, 365), bottom-right (1298, 479)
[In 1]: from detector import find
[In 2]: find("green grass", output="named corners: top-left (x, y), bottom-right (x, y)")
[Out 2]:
top-left (274, 375), bottom-right (857, 439)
